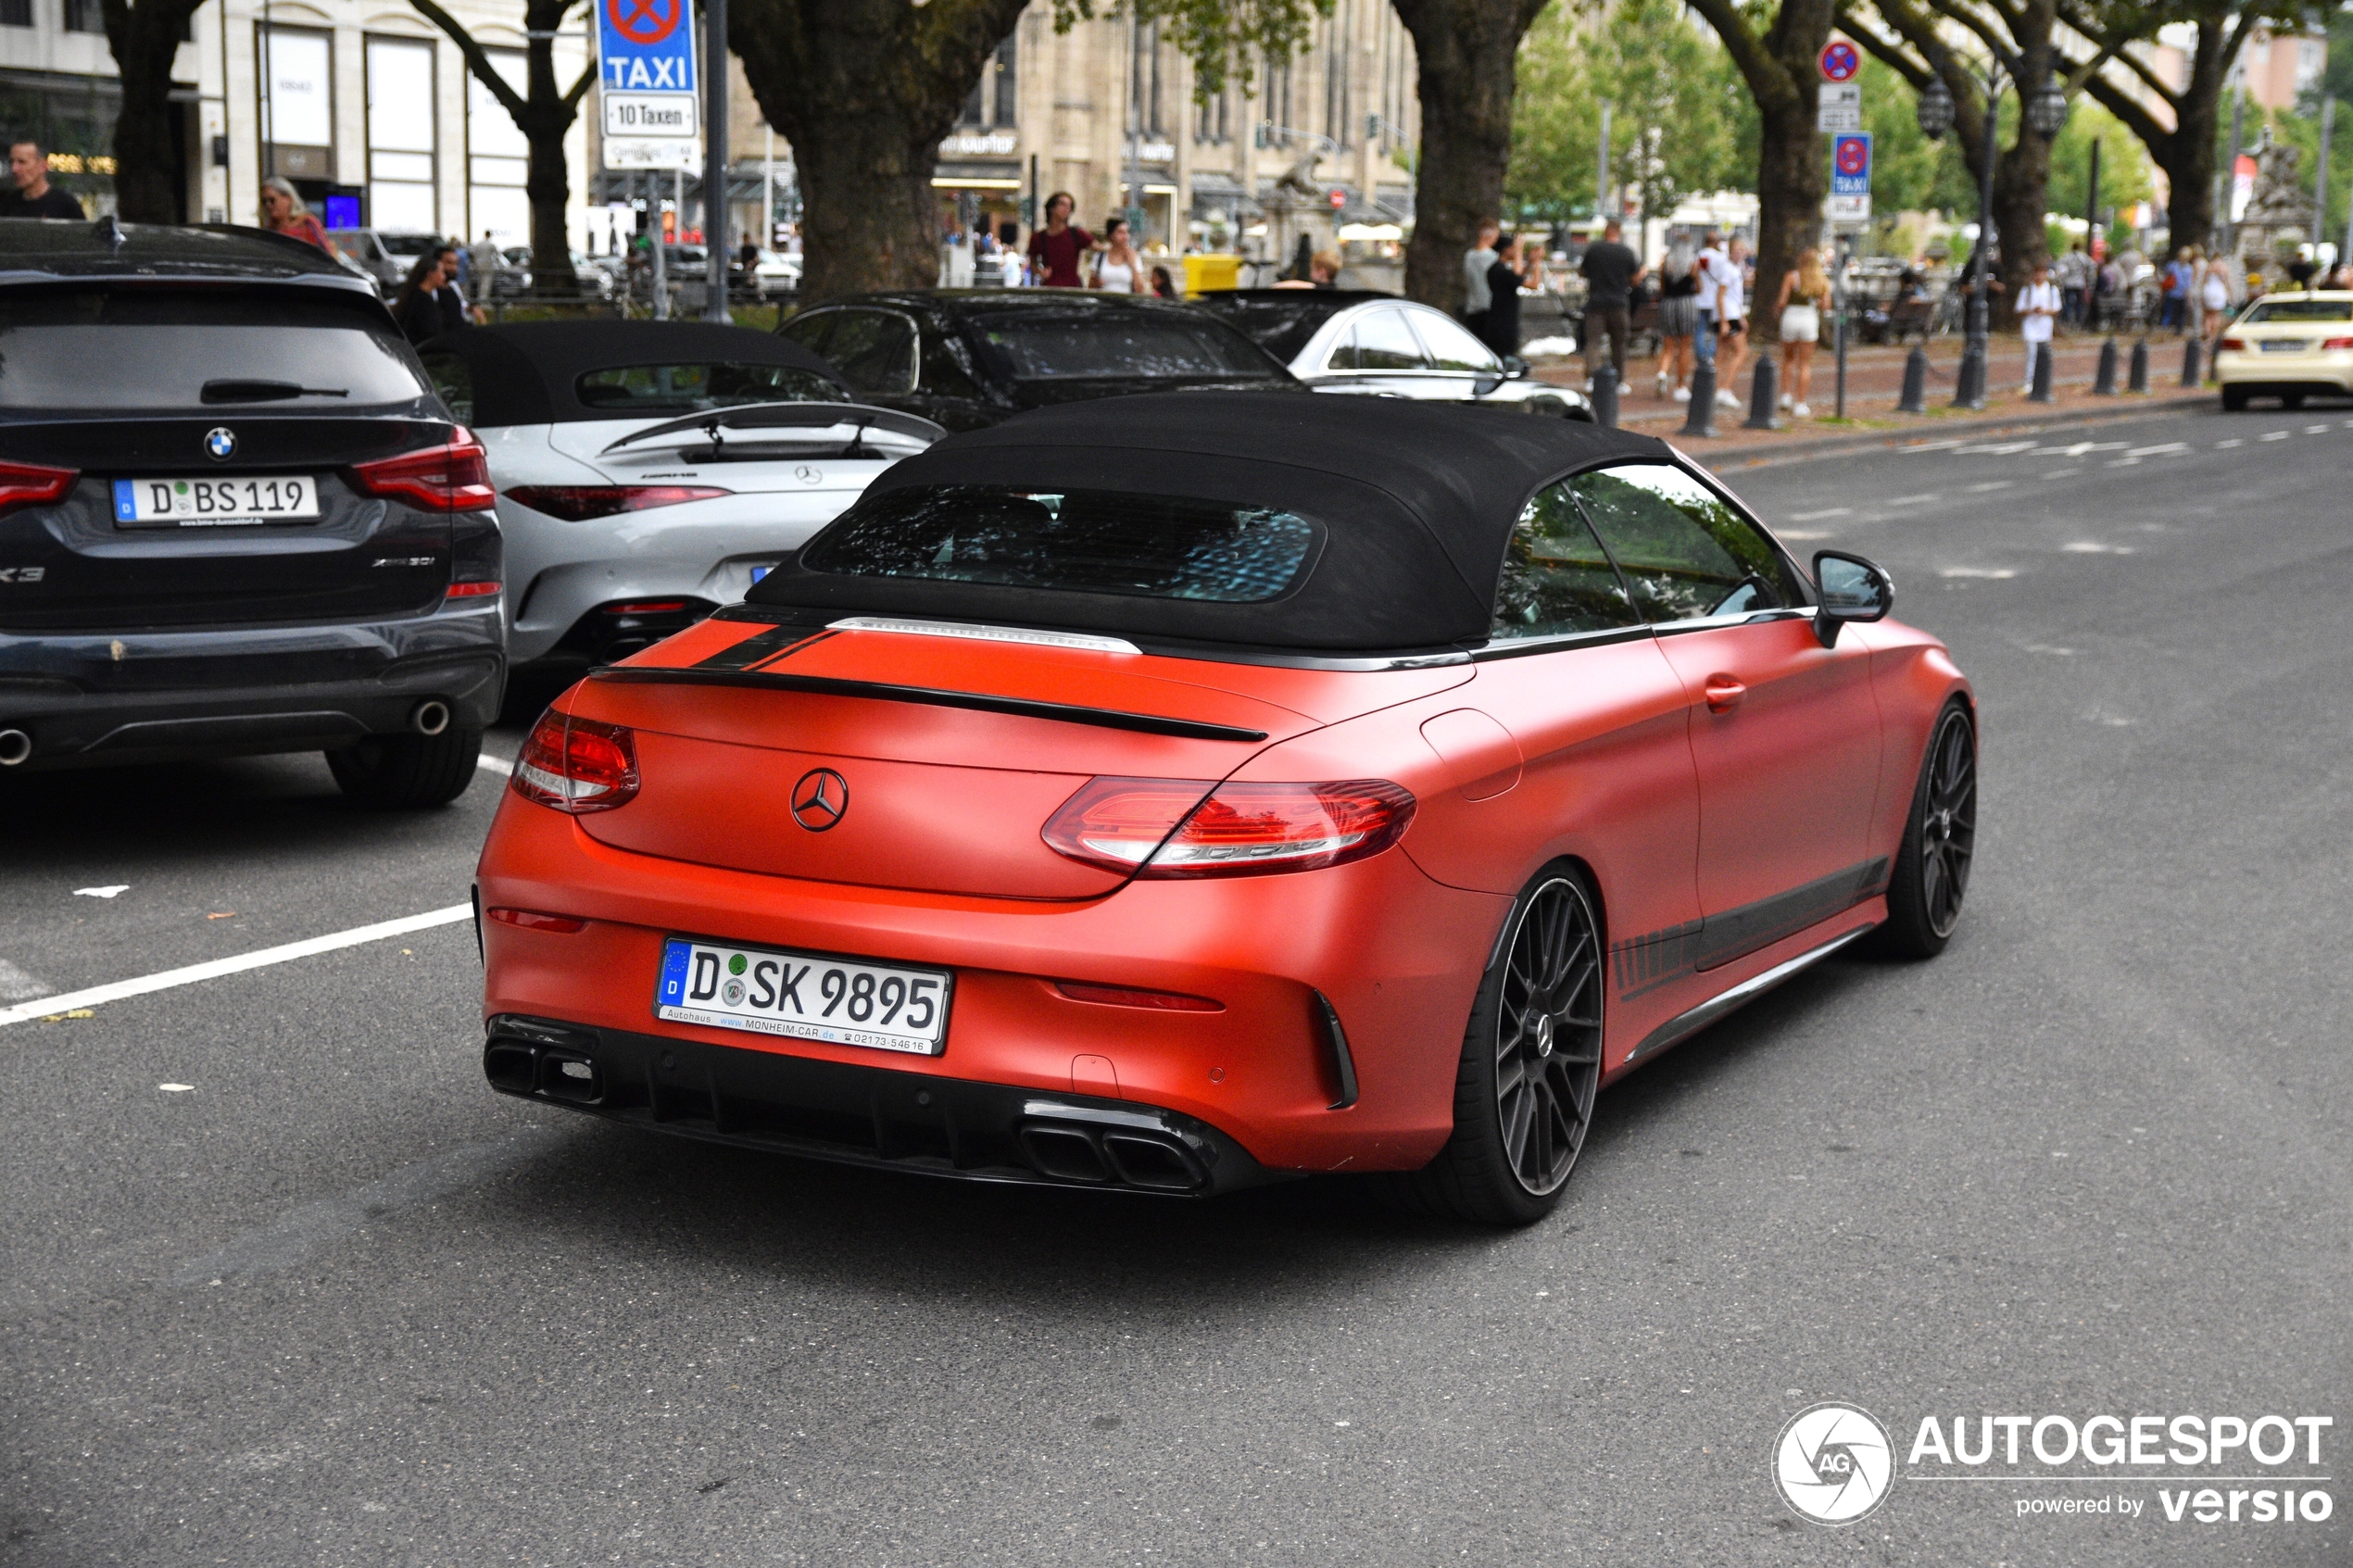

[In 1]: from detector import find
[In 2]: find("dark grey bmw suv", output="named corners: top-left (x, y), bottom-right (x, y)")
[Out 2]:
top-left (0, 219), bottom-right (503, 806)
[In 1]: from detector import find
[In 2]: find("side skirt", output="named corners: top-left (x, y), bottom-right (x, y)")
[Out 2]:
top-left (1619, 922), bottom-right (1877, 1068)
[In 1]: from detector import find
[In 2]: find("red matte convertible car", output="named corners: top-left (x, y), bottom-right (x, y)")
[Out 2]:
top-left (474, 396), bottom-right (1975, 1224)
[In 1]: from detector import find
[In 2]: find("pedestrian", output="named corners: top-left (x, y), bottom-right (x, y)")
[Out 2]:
top-left (1772, 245), bottom-right (1830, 418)
top-left (2201, 256), bottom-right (2234, 368)
top-left (390, 250), bottom-right (449, 346)
top-left (1024, 192), bottom-right (1092, 289)
top-left (1577, 218), bottom-right (1644, 392)
top-left (1692, 229), bottom-right (1731, 376)
top-left (1309, 250), bottom-right (1342, 288)
top-left (1, 136), bottom-right (87, 219)
top-left (2057, 240), bottom-right (2090, 328)
top-left (1150, 264), bottom-right (1179, 299)
top-left (2162, 247), bottom-right (2197, 332)
top-left (258, 176), bottom-right (336, 254)
top-left (1092, 216), bottom-right (1147, 294)
top-left (2018, 259), bottom-right (2059, 392)
top-left (470, 229), bottom-right (504, 295)
top-left (1462, 219), bottom-right (1500, 329)
top-left (1477, 232), bottom-right (1537, 358)
top-left (1714, 236), bottom-right (1751, 408)
top-left (1655, 237), bottom-right (1700, 401)
top-left (430, 242), bottom-right (477, 332)
top-left (2093, 252), bottom-right (2121, 331)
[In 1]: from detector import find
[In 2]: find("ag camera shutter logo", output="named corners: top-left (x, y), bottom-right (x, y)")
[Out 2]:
top-left (1775, 1401), bottom-right (1894, 1524)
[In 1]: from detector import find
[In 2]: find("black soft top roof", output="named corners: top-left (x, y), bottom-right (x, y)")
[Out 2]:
top-left (0, 219), bottom-right (372, 288)
top-left (419, 320), bottom-right (849, 427)
top-left (747, 393), bottom-right (1667, 652)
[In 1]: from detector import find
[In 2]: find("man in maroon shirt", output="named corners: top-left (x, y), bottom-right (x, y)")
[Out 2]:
top-left (1025, 192), bottom-right (1093, 288)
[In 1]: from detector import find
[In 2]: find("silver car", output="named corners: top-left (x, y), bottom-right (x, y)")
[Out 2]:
top-left (419, 320), bottom-right (939, 675)
top-left (1194, 289), bottom-right (1592, 417)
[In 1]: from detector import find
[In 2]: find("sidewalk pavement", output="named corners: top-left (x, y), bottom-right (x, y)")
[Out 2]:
top-left (1535, 332), bottom-right (2216, 467)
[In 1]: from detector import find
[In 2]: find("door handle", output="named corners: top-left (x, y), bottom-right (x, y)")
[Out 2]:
top-left (1703, 674), bottom-right (1746, 713)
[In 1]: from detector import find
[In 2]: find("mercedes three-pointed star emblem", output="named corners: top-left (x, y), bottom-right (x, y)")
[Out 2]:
top-left (789, 767), bottom-right (849, 831)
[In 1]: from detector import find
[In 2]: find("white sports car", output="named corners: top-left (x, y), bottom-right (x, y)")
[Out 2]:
top-left (420, 322), bottom-right (939, 674)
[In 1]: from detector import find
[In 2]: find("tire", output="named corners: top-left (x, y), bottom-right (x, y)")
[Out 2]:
top-left (1872, 701), bottom-right (1976, 960)
top-left (1391, 863), bottom-right (1606, 1226)
top-left (2221, 385), bottom-right (2247, 411)
top-left (327, 728), bottom-right (484, 809)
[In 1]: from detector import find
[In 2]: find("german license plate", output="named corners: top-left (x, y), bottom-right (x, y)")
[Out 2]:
top-left (112, 475), bottom-right (320, 527)
top-left (2259, 339), bottom-right (2310, 354)
top-left (655, 937), bottom-right (952, 1056)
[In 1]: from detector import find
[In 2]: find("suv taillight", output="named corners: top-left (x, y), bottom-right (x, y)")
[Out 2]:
top-left (1042, 777), bottom-right (1416, 879)
top-left (0, 460), bottom-right (77, 519)
top-left (511, 710), bottom-right (639, 813)
top-left (506, 485), bottom-right (730, 521)
top-left (348, 427), bottom-right (495, 511)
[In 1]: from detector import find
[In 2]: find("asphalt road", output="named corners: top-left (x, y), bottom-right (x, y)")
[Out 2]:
top-left (5, 400), bottom-right (2348, 1567)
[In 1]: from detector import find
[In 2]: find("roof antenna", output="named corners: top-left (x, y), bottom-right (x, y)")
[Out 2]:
top-left (94, 214), bottom-right (129, 254)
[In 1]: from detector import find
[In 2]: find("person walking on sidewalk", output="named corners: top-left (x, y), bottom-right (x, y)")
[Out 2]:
top-left (1773, 245), bottom-right (1830, 418)
top-left (1713, 237), bottom-right (1751, 408)
top-left (1655, 239), bottom-right (1700, 401)
top-left (1462, 220), bottom-right (1501, 328)
top-left (2057, 241), bottom-right (2090, 328)
top-left (2018, 260), bottom-right (2059, 393)
top-left (1578, 219), bottom-right (1644, 390)
top-left (1692, 230), bottom-right (1731, 375)
top-left (1477, 232), bottom-right (1540, 358)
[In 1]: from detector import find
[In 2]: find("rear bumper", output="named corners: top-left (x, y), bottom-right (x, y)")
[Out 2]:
top-left (0, 600), bottom-right (504, 769)
top-left (2211, 352), bottom-right (2353, 391)
top-left (484, 1012), bottom-right (1282, 1196)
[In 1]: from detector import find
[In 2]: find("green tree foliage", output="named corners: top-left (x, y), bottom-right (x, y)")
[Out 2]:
top-left (2045, 98), bottom-right (2152, 222)
top-left (1506, 0), bottom-right (1752, 225)
top-left (1856, 56), bottom-right (1972, 213)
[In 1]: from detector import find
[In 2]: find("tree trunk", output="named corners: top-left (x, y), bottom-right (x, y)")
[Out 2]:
top-left (2155, 19), bottom-right (2233, 255)
top-left (1991, 130), bottom-right (2055, 323)
top-left (733, 0), bottom-right (1026, 304)
top-left (1686, 0), bottom-right (1831, 343)
top-left (521, 41), bottom-right (580, 294)
top-left (102, 0), bottom-right (201, 223)
top-left (1392, 0), bottom-right (1538, 313)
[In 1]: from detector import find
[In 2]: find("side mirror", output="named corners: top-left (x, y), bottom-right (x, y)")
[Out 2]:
top-left (1812, 550), bottom-right (1893, 647)
top-left (1503, 355), bottom-right (1530, 380)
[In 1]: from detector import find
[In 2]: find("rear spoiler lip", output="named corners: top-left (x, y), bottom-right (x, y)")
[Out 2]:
top-left (585, 664), bottom-right (1271, 743)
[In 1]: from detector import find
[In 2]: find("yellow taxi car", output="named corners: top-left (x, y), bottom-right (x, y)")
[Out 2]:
top-left (2214, 291), bottom-right (2353, 410)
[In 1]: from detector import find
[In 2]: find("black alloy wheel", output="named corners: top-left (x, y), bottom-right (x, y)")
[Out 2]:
top-left (1393, 865), bottom-right (1605, 1225)
top-left (1875, 701), bottom-right (1977, 959)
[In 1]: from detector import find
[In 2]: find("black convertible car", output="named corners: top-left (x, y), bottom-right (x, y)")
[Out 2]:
top-left (776, 290), bottom-right (1304, 432)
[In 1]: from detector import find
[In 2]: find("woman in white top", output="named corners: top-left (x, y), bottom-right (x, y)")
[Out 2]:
top-left (1093, 218), bottom-right (1148, 295)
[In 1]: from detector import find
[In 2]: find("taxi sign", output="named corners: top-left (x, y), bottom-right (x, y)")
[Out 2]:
top-left (1828, 131), bottom-right (1871, 222)
top-left (598, 0), bottom-right (698, 170)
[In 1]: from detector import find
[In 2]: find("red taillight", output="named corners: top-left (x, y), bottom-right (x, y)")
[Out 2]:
top-left (0, 459), bottom-right (77, 518)
top-left (2220, 336), bottom-right (2247, 351)
top-left (506, 485), bottom-right (730, 521)
top-left (446, 580), bottom-right (500, 598)
top-left (2323, 336), bottom-right (2353, 351)
top-left (605, 600), bottom-right (689, 615)
top-left (1053, 980), bottom-right (1224, 1012)
top-left (487, 907), bottom-right (586, 933)
top-left (510, 709), bottom-right (639, 813)
top-left (1042, 776), bottom-right (1416, 879)
top-left (348, 427), bottom-right (495, 511)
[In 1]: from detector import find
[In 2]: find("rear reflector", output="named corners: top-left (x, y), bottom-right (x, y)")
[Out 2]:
top-left (1042, 777), bottom-right (1415, 879)
top-left (487, 907), bottom-right (587, 933)
top-left (1053, 980), bottom-right (1225, 1012)
top-left (2220, 337), bottom-right (2247, 352)
top-left (348, 427), bottom-right (496, 511)
top-left (605, 600), bottom-right (689, 615)
top-left (0, 459), bottom-right (77, 519)
top-left (506, 485), bottom-right (730, 521)
top-left (446, 580), bottom-right (500, 598)
top-left (511, 710), bottom-right (640, 813)
top-left (2325, 337), bottom-right (2353, 351)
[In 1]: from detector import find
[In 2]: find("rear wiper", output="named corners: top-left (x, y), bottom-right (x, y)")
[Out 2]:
top-left (201, 379), bottom-right (351, 404)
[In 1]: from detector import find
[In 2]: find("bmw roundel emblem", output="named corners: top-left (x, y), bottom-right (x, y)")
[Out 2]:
top-left (203, 427), bottom-right (237, 460)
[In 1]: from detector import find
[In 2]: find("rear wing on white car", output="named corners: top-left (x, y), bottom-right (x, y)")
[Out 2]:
top-left (599, 403), bottom-right (943, 459)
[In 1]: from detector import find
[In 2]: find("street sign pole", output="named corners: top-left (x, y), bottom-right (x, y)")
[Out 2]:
top-left (702, 0), bottom-right (728, 320)
top-left (598, 0), bottom-right (703, 328)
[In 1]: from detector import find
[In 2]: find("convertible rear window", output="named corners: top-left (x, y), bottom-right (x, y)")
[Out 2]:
top-left (800, 485), bottom-right (1320, 603)
top-left (972, 315), bottom-right (1277, 380)
top-left (0, 289), bottom-right (431, 410)
top-left (574, 361), bottom-right (848, 412)
top-left (2238, 299), bottom-right (2353, 322)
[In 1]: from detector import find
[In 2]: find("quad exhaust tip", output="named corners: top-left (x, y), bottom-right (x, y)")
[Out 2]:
top-left (411, 699), bottom-right (451, 736)
top-left (0, 729), bottom-right (31, 767)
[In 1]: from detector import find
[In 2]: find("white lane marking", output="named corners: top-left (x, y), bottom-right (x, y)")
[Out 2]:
top-left (1900, 439), bottom-right (1965, 453)
top-left (1788, 508), bottom-right (1853, 521)
top-left (0, 960), bottom-right (52, 1002)
top-left (0, 905), bottom-right (472, 1029)
top-left (2015, 643), bottom-right (2075, 655)
top-left (2306, 424), bottom-right (2332, 434)
top-left (2215, 438), bottom-right (2245, 448)
top-left (2042, 469), bottom-right (2082, 479)
top-left (1953, 441), bottom-right (2039, 455)
top-left (2260, 431), bottom-right (2291, 441)
top-left (2062, 542), bottom-right (2134, 554)
top-left (1884, 493), bottom-right (1941, 506)
top-left (1937, 567), bottom-right (2019, 579)
top-left (159, 1084), bottom-right (194, 1093)
top-left (475, 752), bottom-right (513, 777)
top-left (2107, 457), bottom-right (2141, 467)
top-left (74, 885), bottom-right (130, 899)
top-left (2029, 441), bottom-right (2126, 457)
top-left (1967, 481), bottom-right (2013, 492)
top-left (2125, 442), bottom-right (2189, 458)
top-left (1779, 530), bottom-right (1836, 540)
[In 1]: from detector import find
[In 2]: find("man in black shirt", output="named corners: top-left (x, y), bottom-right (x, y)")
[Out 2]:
top-left (2, 138), bottom-right (88, 220)
top-left (1577, 219), bottom-right (1645, 386)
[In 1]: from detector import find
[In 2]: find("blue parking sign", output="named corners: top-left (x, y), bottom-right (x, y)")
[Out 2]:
top-left (1831, 133), bottom-right (1871, 197)
top-left (598, 0), bottom-right (699, 169)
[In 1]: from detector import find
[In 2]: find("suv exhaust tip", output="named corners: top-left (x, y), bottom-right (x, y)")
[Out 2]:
top-left (410, 699), bottom-right (451, 736)
top-left (0, 730), bottom-right (31, 767)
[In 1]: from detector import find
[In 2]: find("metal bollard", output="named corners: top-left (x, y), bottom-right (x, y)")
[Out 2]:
top-left (1591, 364), bottom-right (1619, 429)
top-left (2127, 336), bottom-right (2150, 394)
top-left (1680, 360), bottom-right (1719, 438)
top-left (2181, 334), bottom-right (2202, 386)
top-left (2028, 342), bottom-right (2055, 403)
top-left (1953, 342), bottom-right (1986, 409)
top-left (2092, 337), bottom-right (2119, 395)
top-left (1743, 357), bottom-right (1780, 431)
top-left (1896, 345), bottom-right (1930, 413)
